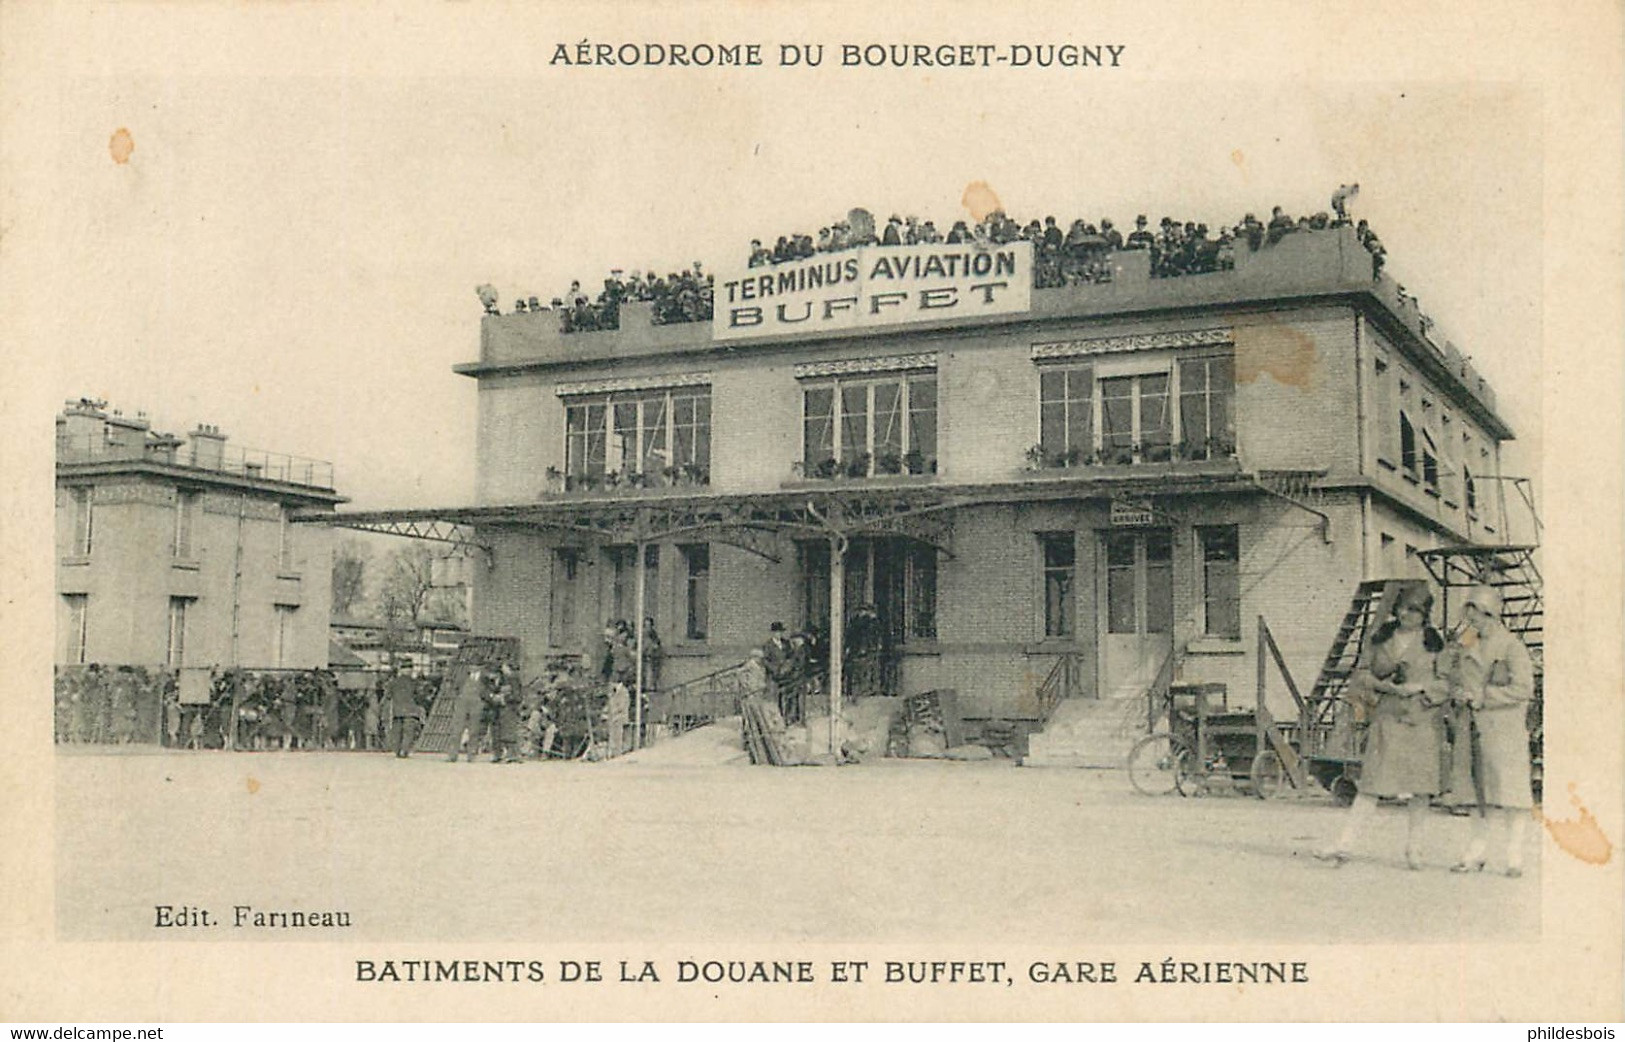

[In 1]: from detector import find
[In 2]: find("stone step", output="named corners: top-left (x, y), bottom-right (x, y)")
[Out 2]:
top-left (1022, 697), bottom-right (1147, 768)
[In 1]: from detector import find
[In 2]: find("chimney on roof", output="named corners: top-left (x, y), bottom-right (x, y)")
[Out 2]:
top-left (188, 423), bottom-right (227, 469)
top-left (105, 409), bottom-right (152, 458)
top-left (57, 398), bottom-right (108, 452)
top-left (146, 431), bottom-right (184, 464)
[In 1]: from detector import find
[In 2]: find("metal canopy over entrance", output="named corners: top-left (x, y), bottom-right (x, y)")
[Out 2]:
top-left (317, 468), bottom-right (1261, 552)
top-left (314, 467), bottom-right (1263, 754)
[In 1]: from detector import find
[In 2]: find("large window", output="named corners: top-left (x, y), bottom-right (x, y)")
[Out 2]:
top-left (802, 372), bottom-right (937, 477)
top-left (1039, 532), bottom-right (1076, 639)
top-left (1198, 526), bottom-right (1241, 639)
top-left (1039, 366), bottom-right (1093, 464)
top-left (69, 487), bottom-right (94, 557)
top-left (605, 544), bottom-right (660, 627)
top-left (174, 491), bottom-right (198, 558)
top-left (1177, 354), bottom-right (1236, 461)
top-left (273, 605), bottom-right (297, 667)
top-left (1373, 355), bottom-right (1396, 467)
top-left (681, 544), bottom-right (710, 640)
top-left (1439, 413), bottom-right (1458, 503)
top-left (549, 548), bottom-right (580, 646)
top-left (278, 508), bottom-right (295, 572)
top-left (799, 541), bottom-right (830, 633)
top-left (1399, 410), bottom-right (1417, 479)
top-left (565, 386), bottom-right (711, 486)
top-left (1104, 531), bottom-right (1172, 634)
top-left (906, 545), bottom-right (937, 642)
top-left (798, 538), bottom-right (936, 643)
top-left (1101, 373), bottom-right (1171, 464)
top-left (64, 594), bottom-right (87, 664)
top-left (1039, 353), bottom-right (1234, 468)
top-left (167, 597), bottom-right (190, 667)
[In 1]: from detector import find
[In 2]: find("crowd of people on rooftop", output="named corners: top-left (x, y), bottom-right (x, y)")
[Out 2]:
top-left (482, 187), bottom-right (1385, 328)
top-left (483, 266), bottom-right (716, 333)
top-left (742, 187), bottom-right (1383, 287)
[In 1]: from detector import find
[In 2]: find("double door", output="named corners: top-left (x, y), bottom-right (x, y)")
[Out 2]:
top-left (1098, 529), bottom-right (1173, 700)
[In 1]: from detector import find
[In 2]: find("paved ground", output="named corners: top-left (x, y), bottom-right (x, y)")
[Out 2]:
top-left (54, 738), bottom-right (1541, 943)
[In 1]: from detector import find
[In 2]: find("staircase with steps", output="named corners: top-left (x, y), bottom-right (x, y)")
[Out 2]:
top-left (1022, 693), bottom-right (1150, 768)
top-left (1023, 648), bottom-right (1176, 768)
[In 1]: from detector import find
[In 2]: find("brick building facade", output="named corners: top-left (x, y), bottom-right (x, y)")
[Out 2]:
top-left (337, 224), bottom-right (1525, 758)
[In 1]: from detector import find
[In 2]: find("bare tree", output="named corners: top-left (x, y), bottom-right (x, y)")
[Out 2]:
top-left (378, 544), bottom-right (435, 625)
top-left (330, 538), bottom-right (370, 617)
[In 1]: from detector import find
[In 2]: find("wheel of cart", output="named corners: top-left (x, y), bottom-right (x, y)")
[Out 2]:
top-left (1247, 721), bottom-right (1314, 800)
top-left (1127, 683), bottom-right (1266, 797)
top-left (1249, 748), bottom-right (1285, 799)
top-left (1127, 730), bottom-right (1193, 796)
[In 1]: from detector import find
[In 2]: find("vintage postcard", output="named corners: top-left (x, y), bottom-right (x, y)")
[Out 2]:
top-left (1, 0), bottom-right (1620, 1024)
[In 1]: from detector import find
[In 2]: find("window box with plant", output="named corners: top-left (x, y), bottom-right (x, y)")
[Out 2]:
top-left (801, 370), bottom-right (936, 481)
top-left (563, 385), bottom-right (711, 494)
top-left (1033, 351), bottom-right (1236, 472)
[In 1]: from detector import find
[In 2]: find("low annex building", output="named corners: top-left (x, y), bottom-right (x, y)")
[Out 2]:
top-left (336, 223), bottom-right (1524, 760)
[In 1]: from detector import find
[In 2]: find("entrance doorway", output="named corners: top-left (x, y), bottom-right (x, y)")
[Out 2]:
top-left (1098, 529), bottom-right (1173, 700)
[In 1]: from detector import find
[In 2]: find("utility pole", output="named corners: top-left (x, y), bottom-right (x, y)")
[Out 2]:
top-left (827, 532), bottom-right (846, 758)
top-left (227, 492), bottom-right (246, 750)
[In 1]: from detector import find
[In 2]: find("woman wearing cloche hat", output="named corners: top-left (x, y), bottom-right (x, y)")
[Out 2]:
top-left (1318, 582), bottom-right (1448, 870)
top-left (1445, 584), bottom-right (1538, 877)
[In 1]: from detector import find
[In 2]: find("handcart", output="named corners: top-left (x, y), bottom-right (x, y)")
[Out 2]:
top-left (1127, 682), bottom-right (1283, 797)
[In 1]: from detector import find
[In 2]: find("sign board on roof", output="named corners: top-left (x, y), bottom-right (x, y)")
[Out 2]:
top-left (713, 241), bottom-right (1032, 341)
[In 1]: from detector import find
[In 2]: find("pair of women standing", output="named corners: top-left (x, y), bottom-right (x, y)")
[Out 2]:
top-left (1317, 583), bottom-right (1535, 874)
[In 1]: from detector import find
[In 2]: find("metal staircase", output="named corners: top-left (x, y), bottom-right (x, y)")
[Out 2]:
top-left (1415, 545), bottom-right (1543, 668)
top-left (1306, 580), bottom-right (1408, 730)
top-left (1416, 544), bottom-right (1545, 784)
top-left (413, 636), bottom-right (520, 755)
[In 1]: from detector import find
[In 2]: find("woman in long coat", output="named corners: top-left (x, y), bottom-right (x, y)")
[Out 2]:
top-left (1318, 584), bottom-right (1447, 869)
top-left (1447, 585), bottom-right (1537, 876)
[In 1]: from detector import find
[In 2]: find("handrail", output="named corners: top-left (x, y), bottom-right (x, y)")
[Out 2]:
top-left (1035, 652), bottom-right (1080, 723)
top-left (56, 434), bottom-right (335, 489)
top-left (647, 658), bottom-right (762, 736)
top-left (1143, 645), bottom-right (1179, 734)
top-left (1256, 616), bottom-right (1313, 788)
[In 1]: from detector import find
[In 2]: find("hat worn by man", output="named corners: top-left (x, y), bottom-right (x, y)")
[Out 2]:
top-left (769, 621), bottom-right (786, 633)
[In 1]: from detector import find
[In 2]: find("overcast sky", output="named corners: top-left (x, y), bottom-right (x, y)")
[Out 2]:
top-left (7, 7), bottom-right (1545, 514)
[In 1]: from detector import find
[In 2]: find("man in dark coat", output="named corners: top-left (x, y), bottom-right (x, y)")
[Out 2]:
top-left (763, 621), bottom-right (804, 722)
top-left (384, 666), bottom-right (422, 758)
top-left (491, 663), bottom-right (523, 763)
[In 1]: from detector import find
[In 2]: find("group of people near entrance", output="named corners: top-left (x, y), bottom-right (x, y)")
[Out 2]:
top-left (744, 622), bottom-right (827, 726)
top-left (596, 618), bottom-right (663, 749)
top-left (1317, 583), bottom-right (1536, 876)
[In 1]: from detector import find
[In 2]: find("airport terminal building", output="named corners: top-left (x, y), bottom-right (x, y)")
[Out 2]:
top-left (337, 224), bottom-right (1522, 761)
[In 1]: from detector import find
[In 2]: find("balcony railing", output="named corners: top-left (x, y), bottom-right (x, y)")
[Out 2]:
top-left (544, 464), bottom-right (710, 496)
top-left (1024, 438), bottom-right (1238, 472)
top-left (56, 435), bottom-right (334, 489)
top-left (792, 452), bottom-right (938, 481)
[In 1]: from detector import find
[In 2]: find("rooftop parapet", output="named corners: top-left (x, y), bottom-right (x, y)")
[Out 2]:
top-left (55, 402), bottom-right (336, 490)
top-left (463, 225), bottom-right (1507, 436)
